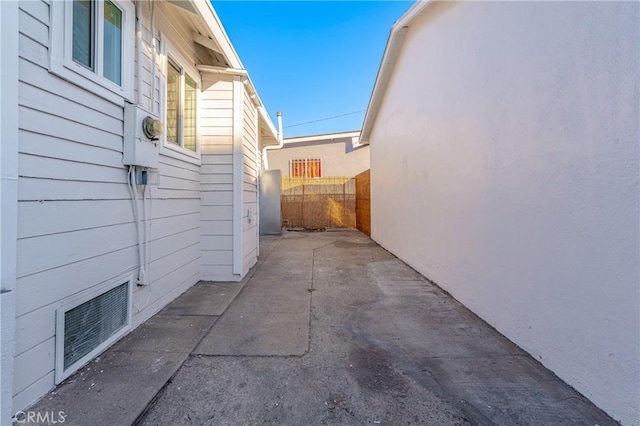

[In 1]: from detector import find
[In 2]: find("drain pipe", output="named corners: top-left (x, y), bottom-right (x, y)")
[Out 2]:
top-left (150, 0), bottom-right (157, 114)
top-left (135, 0), bottom-right (141, 106)
top-left (262, 111), bottom-right (283, 170)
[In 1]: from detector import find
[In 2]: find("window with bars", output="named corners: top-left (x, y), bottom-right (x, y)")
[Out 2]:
top-left (290, 159), bottom-right (322, 178)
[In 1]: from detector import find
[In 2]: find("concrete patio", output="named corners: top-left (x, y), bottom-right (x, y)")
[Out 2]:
top-left (29, 230), bottom-right (616, 425)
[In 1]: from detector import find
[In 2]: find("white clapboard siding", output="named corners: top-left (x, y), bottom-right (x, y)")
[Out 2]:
top-left (158, 160), bottom-right (201, 181)
top-left (150, 228), bottom-right (201, 263)
top-left (13, 1), bottom-right (203, 410)
top-left (13, 338), bottom-right (54, 397)
top-left (18, 58), bottom-right (122, 119)
top-left (133, 265), bottom-right (199, 327)
top-left (152, 198), bottom-right (201, 219)
top-left (19, 107), bottom-right (123, 152)
top-left (200, 173), bottom-right (233, 185)
top-left (201, 236), bottom-right (234, 251)
top-left (148, 243), bottom-right (200, 283)
top-left (202, 154), bottom-right (233, 165)
top-left (201, 265), bottom-right (234, 280)
top-left (19, 154), bottom-right (126, 183)
top-left (200, 76), bottom-right (235, 280)
top-left (19, 81), bottom-right (123, 131)
top-left (18, 0), bottom-right (49, 26)
top-left (14, 305), bottom-right (55, 356)
top-left (201, 220), bottom-right (233, 236)
top-left (17, 223), bottom-right (138, 277)
top-left (15, 247), bottom-right (138, 317)
top-left (201, 191), bottom-right (233, 206)
top-left (12, 373), bottom-right (55, 420)
top-left (20, 131), bottom-right (124, 169)
top-left (17, 200), bottom-right (134, 239)
top-left (241, 88), bottom-right (259, 275)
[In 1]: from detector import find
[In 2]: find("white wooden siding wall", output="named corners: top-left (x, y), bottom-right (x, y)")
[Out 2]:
top-left (135, 2), bottom-right (201, 327)
top-left (200, 76), bottom-right (235, 280)
top-left (14, 0), bottom-right (201, 411)
top-left (241, 88), bottom-right (259, 274)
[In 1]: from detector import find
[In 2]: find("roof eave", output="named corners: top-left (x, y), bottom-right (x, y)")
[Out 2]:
top-left (359, 0), bottom-right (433, 145)
top-left (283, 130), bottom-right (361, 145)
top-left (189, 0), bottom-right (243, 69)
top-left (258, 107), bottom-right (280, 147)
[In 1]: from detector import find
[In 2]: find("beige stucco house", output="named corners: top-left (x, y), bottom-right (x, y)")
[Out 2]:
top-left (266, 130), bottom-right (369, 178)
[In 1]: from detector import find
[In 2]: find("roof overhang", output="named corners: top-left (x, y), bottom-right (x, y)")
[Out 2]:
top-left (166, 2), bottom-right (279, 147)
top-left (283, 130), bottom-right (362, 153)
top-left (359, 0), bottom-right (433, 145)
top-left (178, 0), bottom-right (243, 69)
top-left (283, 130), bottom-right (361, 145)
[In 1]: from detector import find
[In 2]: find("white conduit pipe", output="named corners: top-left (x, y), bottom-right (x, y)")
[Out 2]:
top-left (142, 182), bottom-right (150, 285)
top-left (128, 166), bottom-right (148, 285)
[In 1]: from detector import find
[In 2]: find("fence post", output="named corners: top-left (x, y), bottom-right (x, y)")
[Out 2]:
top-left (342, 180), bottom-right (346, 227)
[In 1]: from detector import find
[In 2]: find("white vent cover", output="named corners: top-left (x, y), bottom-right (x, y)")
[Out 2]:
top-left (55, 276), bottom-right (133, 383)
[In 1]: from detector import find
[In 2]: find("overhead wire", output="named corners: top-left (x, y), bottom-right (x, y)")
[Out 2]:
top-left (284, 109), bottom-right (366, 129)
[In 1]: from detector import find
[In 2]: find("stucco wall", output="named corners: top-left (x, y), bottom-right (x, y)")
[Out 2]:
top-left (268, 141), bottom-right (369, 177)
top-left (369, 2), bottom-right (639, 425)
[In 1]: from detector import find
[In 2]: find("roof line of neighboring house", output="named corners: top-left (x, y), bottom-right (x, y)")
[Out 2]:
top-left (359, 0), bottom-right (433, 145)
top-left (283, 130), bottom-right (361, 144)
top-left (281, 130), bottom-right (364, 154)
top-left (190, 0), bottom-right (279, 143)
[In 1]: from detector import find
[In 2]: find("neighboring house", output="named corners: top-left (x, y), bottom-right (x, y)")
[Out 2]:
top-left (0, 0), bottom-right (279, 421)
top-left (267, 130), bottom-right (369, 178)
top-left (360, 2), bottom-right (639, 426)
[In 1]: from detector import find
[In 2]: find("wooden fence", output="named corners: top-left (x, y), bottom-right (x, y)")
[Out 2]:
top-left (281, 177), bottom-right (356, 229)
top-left (355, 170), bottom-right (371, 236)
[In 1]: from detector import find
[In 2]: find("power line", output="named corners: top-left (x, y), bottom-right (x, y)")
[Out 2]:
top-left (284, 109), bottom-right (366, 129)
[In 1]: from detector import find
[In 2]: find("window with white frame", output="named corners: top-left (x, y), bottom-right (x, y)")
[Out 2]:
top-left (165, 56), bottom-right (199, 153)
top-left (50, 0), bottom-right (134, 102)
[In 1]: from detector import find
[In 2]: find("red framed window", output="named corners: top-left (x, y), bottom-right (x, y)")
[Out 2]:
top-left (290, 159), bottom-right (322, 178)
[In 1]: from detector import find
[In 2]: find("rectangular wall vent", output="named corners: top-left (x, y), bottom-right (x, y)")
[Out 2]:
top-left (56, 276), bottom-right (132, 383)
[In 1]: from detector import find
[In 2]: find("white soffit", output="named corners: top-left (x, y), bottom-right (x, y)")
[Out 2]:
top-left (166, 0), bottom-right (199, 15)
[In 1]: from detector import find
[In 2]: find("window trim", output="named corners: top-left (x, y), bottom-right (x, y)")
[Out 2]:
top-left (50, 0), bottom-right (134, 105)
top-left (160, 38), bottom-right (201, 163)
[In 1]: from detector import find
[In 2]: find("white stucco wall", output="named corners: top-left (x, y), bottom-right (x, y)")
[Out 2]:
top-left (369, 2), bottom-right (639, 425)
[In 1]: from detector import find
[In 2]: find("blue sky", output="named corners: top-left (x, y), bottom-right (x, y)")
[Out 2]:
top-left (212, 1), bottom-right (413, 137)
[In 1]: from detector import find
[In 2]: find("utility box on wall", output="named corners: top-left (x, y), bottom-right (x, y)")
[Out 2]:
top-left (123, 104), bottom-right (161, 169)
top-left (259, 169), bottom-right (282, 235)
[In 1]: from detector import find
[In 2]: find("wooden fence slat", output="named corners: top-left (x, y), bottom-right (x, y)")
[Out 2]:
top-left (355, 170), bottom-right (371, 236)
top-left (281, 177), bottom-right (356, 229)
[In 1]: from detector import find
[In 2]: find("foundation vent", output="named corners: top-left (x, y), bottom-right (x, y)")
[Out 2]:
top-left (56, 278), bottom-right (132, 383)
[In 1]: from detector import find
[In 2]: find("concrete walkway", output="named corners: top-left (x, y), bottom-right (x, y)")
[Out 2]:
top-left (31, 230), bottom-right (616, 425)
